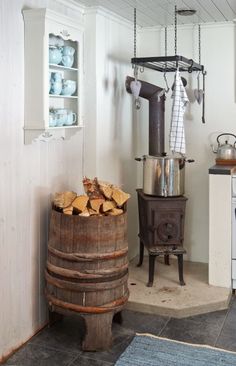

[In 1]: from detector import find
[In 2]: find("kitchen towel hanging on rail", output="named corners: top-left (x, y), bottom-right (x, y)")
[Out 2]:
top-left (169, 69), bottom-right (189, 155)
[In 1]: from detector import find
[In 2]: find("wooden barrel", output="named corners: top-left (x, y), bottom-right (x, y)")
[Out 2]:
top-left (45, 208), bottom-right (129, 350)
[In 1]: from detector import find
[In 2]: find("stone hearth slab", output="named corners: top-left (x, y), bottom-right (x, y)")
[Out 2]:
top-left (127, 256), bottom-right (231, 318)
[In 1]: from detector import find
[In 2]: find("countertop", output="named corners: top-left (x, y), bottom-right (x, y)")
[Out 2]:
top-left (209, 165), bottom-right (236, 175)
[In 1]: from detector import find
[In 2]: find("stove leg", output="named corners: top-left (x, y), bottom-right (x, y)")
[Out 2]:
top-left (164, 254), bottom-right (170, 265)
top-left (147, 255), bottom-right (156, 287)
top-left (137, 240), bottom-right (144, 267)
top-left (177, 254), bottom-right (185, 286)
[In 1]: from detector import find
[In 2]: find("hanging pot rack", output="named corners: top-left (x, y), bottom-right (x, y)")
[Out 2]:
top-left (131, 6), bottom-right (205, 74)
top-left (131, 55), bottom-right (203, 73)
top-left (130, 6), bottom-right (206, 123)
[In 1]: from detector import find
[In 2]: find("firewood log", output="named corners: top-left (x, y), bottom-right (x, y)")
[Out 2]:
top-left (88, 208), bottom-right (99, 216)
top-left (98, 180), bottom-right (113, 200)
top-left (107, 208), bottom-right (123, 216)
top-left (53, 178), bottom-right (131, 217)
top-left (83, 177), bottom-right (104, 199)
top-left (79, 208), bottom-right (90, 217)
top-left (54, 191), bottom-right (77, 208)
top-left (63, 206), bottom-right (73, 215)
top-left (72, 195), bottom-right (89, 213)
top-left (112, 188), bottom-right (130, 207)
top-left (102, 200), bottom-right (116, 212)
top-left (89, 198), bottom-right (105, 213)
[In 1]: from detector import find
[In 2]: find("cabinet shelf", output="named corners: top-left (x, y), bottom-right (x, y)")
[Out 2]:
top-left (48, 125), bottom-right (82, 130)
top-left (49, 64), bottom-right (78, 71)
top-left (49, 94), bottom-right (78, 99)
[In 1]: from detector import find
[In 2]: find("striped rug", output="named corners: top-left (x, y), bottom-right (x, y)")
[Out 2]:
top-left (115, 334), bottom-right (236, 366)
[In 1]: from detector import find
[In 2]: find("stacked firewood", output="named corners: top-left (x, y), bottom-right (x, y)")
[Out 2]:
top-left (53, 177), bottom-right (130, 216)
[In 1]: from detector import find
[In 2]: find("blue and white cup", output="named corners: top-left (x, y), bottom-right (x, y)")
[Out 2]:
top-left (61, 55), bottom-right (74, 68)
top-left (49, 47), bottom-right (62, 65)
top-left (53, 108), bottom-right (67, 126)
top-left (49, 112), bottom-right (57, 127)
top-left (62, 46), bottom-right (75, 56)
top-left (51, 72), bottom-right (62, 82)
top-left (50, 80), bottom-right (62, 95)
top-left (50, 72), bottom-right (62, 95)
top-left (49, 72), bottom-right (51, 92)
top-left (64, 111), bottom-right (77, 125)
top-left (61, 79), bottom-right (76, 96)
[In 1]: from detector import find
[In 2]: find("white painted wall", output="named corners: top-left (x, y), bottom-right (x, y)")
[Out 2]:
top-left (0, 0), bottom-right (84, 361)
top-left (84, 8), bottom-right (138, 259)
top-left (138, 23), bottom-right (236, 263)
top-left (0, 1), bottom-right (136, 360)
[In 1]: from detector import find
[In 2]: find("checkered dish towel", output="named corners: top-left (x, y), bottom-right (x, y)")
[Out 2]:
top-left (169, 70), bottom-right (189, 155)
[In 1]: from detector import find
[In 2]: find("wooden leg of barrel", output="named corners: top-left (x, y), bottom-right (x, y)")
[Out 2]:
top-left (113, 311), bottom-right (123, 325)
top-left (48, 310), bottom-right (63, 327)
top-left (82, 312), bottom-right (113, 351)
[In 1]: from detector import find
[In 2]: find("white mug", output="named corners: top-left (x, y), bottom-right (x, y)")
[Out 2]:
top-left (64, 111), bottom-right (77, 126)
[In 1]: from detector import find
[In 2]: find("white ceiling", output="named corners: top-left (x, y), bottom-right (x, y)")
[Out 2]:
top-left (75, 0), bottom-right (236, 27)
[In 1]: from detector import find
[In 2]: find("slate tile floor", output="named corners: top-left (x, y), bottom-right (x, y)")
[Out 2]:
top-left (3, 295), bottom-right (236, 366)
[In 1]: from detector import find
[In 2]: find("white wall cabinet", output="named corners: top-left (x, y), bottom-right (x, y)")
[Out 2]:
top-left (23, 8), bottom-right (84, 144)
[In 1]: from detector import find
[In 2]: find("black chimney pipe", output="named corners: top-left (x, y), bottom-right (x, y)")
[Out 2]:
top-left (125, 76), bottom-right (165, 156)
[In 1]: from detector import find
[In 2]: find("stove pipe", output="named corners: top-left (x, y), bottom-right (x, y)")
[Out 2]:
top-left (125, 76), bottom-right (165, 156)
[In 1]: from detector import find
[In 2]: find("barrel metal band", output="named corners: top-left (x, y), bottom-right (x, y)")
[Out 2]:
top-left (46, 290), bottom-right (129, 314)
top-left (48, 245), bottom-right (128, 262)
top-left (46, 261), bottom-right (128, 279)
top-left (45, 269), bottom-right (129, 292)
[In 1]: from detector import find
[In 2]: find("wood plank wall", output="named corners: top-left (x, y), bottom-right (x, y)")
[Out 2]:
top-left (0, 0), bottom-right (84, 360)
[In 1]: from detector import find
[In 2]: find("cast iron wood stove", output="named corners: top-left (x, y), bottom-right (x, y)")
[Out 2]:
top-left (137, 189), bottom-right (187, 287)
top-left (126, 77), bottom-right (188, 288)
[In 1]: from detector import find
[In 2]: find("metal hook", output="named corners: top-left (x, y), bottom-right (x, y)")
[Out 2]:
top-left (202, 70), bottom-right (207, 124)
top-left (188, 59), bottom-right (194, 73)
top-left (197, 71), bottom-right (201, 91)
top-left (157, 89), bottom-right (165, 102)
top-left (163, 72), bottom-right (169, 93)
top-left (134, 64), bottom-right (138, 80)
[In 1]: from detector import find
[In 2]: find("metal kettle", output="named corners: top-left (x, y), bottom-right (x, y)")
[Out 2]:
top-left (212, 133), bottom-right (236, 160)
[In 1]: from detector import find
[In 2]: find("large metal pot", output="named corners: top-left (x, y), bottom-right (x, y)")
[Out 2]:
top-left (136, 155), bottom-right (194, 197)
